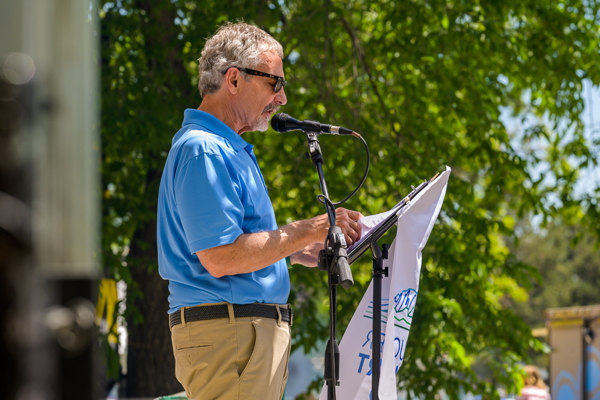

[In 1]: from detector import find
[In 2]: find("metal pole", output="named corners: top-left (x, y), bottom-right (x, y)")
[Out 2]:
top-left (370, 242), bottom-right (388, 400)
top-left (582, 319), bottom-right (595, 400)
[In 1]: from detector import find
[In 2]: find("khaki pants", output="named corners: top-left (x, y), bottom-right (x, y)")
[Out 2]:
top-left (170, 303), bottom-right (291, 400)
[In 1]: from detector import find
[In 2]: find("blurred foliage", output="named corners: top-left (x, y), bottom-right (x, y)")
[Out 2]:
top-left (509, 220), bottom-right (600, 328)
top-left (99, 0), bottom-right (600, 397)
top-left (503, 219), bottom-right (600, 369)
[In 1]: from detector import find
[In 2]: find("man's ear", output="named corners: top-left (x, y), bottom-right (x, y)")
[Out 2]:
top-left (224, 68), bottom-right (240, 94)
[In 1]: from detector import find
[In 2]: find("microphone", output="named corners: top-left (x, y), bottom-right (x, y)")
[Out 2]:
top-left (271, 113), bottom-right (355, 135)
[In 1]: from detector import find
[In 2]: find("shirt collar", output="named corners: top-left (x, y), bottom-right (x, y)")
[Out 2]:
top-left (181, 108), bottom-right (250, 152)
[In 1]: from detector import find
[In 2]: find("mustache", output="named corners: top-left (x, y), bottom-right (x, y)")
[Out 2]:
top-left (263, 104), bottom-right (281, 113)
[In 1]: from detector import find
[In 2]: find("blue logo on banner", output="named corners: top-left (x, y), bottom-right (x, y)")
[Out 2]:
top-left (393, 288), bottom-right (418, 331)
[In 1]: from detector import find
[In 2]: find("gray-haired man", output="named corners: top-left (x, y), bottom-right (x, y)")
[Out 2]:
top-left (157, 22), bottom-right (362, 399)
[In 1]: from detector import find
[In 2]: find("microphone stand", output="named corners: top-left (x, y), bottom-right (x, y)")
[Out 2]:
top-left (303, 130), bottom-right (353, 400)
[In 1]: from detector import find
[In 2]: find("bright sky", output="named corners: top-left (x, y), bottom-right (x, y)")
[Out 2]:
top-left (578, 80), bottom-right (600, 194)
top-left (500, 80), bottom-right (600, 199)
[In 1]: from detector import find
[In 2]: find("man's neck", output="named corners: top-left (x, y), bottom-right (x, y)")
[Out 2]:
top-left (198, 96), bottom-right (243, 135)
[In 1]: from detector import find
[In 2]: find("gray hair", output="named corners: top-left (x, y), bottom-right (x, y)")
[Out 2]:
top-left (198, 22), bottom-right (284, 97)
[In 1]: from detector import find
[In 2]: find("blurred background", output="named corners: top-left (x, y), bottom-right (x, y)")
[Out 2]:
top-left (1, 0), bottom-right (599, 399)
top-left (1, 0), bottom-right (99, 399)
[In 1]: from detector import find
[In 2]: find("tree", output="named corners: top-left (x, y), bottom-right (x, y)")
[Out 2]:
top-left (99, 1), bottom-right (287, 395)
top-left (99, 0), bottom-right (600, 398)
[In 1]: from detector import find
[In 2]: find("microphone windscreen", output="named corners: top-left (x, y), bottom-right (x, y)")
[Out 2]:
top-left (271, 113), bottom-right (290, 132)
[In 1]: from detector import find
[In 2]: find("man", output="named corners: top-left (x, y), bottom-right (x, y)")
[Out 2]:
top-left (157, 22), bottom-right (362, 399)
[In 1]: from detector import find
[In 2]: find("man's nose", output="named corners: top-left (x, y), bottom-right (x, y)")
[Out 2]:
top-left (275, 87), bottom-right (287, 105)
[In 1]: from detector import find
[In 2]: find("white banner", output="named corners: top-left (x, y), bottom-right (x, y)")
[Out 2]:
top-left (319, 167), bottom-right (450, 400)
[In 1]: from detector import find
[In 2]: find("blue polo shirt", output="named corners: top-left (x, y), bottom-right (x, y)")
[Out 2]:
top-left (157, 109), bottom-right (290, 313)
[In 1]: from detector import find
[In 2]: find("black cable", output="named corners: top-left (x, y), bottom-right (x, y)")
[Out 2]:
top-left (317, 194), bottom-right (337, 226)
top-left (317, 132), bottom-right (370, 207)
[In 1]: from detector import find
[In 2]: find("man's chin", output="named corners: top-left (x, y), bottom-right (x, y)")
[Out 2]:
top-left (253, 117), bottom-right (270, 132)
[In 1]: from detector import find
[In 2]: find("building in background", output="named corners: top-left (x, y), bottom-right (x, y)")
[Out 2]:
top-left (547, 305), bottom-right (600, 400)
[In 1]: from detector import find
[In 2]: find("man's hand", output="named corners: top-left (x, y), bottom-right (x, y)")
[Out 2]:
top-left (333, 207), bottom-right (364, 246)
top-left (307, 207), bottom-right (364, 246)
top-left (290, 207), bottom-right (364, 268)
top-left (289, 242), bottom-right (323, 267)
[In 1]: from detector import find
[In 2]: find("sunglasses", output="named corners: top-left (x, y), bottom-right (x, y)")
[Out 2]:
top-left (224, 67), bottom-right (287, 93)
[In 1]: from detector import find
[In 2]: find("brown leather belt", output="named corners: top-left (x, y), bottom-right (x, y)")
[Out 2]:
top-left (169, 303), bottom-right (293, 328)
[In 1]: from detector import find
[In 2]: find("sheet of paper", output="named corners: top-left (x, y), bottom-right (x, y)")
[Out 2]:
top-left (357, 209), bottom-right (394, 235)
top-left (349, 208), bottom-right (398, 253)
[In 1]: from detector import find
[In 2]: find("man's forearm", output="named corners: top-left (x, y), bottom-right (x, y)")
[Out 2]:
top-left (196, 219), bottom-right (319, 278)
top-left (196, 207), bottom-right (362, 278)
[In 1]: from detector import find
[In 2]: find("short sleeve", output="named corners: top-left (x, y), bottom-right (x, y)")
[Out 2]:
top-left (175, 152), bottom-right (244, 253)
